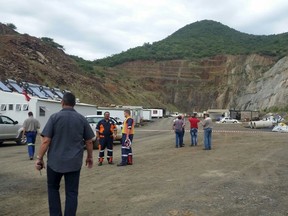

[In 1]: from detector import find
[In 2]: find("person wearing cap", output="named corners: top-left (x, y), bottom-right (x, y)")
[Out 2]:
top-left (202, 113), bottom-right (213, 150)
top-left (22, 111), bottom-right (40, 160)
top-left (188, 112), bottom-right (200, 146)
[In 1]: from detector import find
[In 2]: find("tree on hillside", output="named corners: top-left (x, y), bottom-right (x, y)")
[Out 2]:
top-left (40, 37), bottom-right (65, 51)
top-left (6, 23), bottom-right (17, 30)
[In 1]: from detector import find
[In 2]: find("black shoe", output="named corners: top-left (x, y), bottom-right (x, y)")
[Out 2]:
top-left (127, 163), bottom-right (133, 165)
top-left (29, 157), bottom-right (33, 160)
top-left (117, 163), bottom-right (127, 166)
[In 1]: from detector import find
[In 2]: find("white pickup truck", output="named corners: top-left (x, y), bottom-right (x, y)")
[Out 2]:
top-left (85, 115), bottom-right (123, 149)
top-left (0, 115), bottom-right (25, 145)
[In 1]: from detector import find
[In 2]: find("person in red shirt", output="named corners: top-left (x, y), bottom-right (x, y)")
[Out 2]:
top-left (188, 112), bottom-right (200, 146)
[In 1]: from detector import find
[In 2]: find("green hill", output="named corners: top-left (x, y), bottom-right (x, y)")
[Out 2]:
top-left (94, 20), bottom-right (288, 66)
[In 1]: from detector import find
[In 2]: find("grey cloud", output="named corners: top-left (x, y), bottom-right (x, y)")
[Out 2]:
top-left (1, 0), bottom-right (288, 60)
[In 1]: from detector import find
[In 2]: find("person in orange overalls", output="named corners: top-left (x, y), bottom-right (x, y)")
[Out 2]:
top-left (96, 112), bottom-right (117, 166)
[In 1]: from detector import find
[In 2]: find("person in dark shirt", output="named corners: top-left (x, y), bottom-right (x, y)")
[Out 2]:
top-left (35, 92), bottom-right (94, 216)
top-left (96, 111), bottom-right (117, 166)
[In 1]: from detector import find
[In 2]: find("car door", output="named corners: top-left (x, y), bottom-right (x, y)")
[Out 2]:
top-left (1, 116), bottom-right (19, 138)
top-left (0, 116), bottom-right (7, 139)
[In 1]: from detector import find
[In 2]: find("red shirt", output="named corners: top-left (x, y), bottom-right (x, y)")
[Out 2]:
top-left (188, 117), bottom-right (200, 129)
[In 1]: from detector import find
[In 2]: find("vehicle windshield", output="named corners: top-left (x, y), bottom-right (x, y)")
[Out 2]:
top-left (86, 117), bottom-right (102, 124)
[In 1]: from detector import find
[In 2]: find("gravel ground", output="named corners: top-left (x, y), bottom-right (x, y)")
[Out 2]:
top-left (0, 118), bottom-right (288, 216)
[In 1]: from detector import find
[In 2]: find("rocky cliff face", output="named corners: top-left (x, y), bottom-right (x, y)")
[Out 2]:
top-left (237, 56), bottom-right (288, 110)
top-left (115, 54), bottom-right (282, 111)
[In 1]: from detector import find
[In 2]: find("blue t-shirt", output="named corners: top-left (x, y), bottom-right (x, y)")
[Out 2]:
top-left (41, 108), bottom-right (94, 173)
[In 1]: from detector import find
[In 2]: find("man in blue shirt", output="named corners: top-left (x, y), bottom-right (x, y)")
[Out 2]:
top-left (35, 92), bottom-right (94, 216)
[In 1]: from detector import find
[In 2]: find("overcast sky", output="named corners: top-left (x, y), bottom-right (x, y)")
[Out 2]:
top-left (1, 0), bottom-right (288, 60)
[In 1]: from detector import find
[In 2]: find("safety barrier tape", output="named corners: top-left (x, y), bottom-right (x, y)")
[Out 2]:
top-left (136, 129), bottom-right (286, 134)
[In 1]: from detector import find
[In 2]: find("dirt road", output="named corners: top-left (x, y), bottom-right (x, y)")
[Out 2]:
top-left (1, 118), bottom-right (288, 216)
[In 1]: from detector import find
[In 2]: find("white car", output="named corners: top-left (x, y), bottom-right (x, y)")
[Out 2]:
top-left (0, 115), bottom-right (24, 145)
top-left (219, 117), bottom-right (240, 124)
top-left (85, 115), bottom-right (123, 148)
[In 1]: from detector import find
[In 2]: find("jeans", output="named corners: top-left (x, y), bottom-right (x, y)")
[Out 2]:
top-left (190, 128), bottom-right (198, 146)
top-left (204, 128), bottom-right (212, 150)
top-left (175, 130), bottom-right (183, 148)
top-left (26, 131), bottom-right (37, 158)
top-left (47, 166), bottom-right (81, 216)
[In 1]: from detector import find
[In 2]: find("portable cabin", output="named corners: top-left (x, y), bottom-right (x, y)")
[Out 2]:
top-left (0, 80), bottom-right (97, 129)
top-left (142, 109), bottom-right (152, 121)
top-left (97, 106), bottom-right (143, 124)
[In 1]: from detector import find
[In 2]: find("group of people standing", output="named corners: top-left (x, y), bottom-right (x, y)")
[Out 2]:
top-left (96, 109), bottom-right (134, 167)
top-left (173, 112), bottom-right (213, 150)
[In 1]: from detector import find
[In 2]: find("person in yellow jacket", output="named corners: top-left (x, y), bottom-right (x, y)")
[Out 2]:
top-left (117, 110), bottom-right (134, 166)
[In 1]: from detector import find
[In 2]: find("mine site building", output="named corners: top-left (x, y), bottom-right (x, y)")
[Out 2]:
top-left (230, 109), bottom-right (260, 121)
top-left (206, 109), bottom-right (230, 120)
top-left (142, 109), bottom-right (152, 121)
top-left (146, 108), bottom-right (164, 118)
top-left (0, 79), bottom-right (97, 130)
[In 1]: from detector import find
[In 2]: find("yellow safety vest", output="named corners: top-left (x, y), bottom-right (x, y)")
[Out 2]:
top-left (122, 117), bottom-right (135, 134)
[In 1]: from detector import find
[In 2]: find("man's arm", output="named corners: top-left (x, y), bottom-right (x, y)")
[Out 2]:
top-left (202, 119), bottom-right (206, 127)
top-left (22, 120), bottom-right (26, 139)
top-left (85, 139), bottom-right (93, 168)
top-left (22, 128), bottom-right (26, 139)
top-left (125, 119), bottom-right (133, 139)
top-left (96, 131), bottom-right (100, 140)
top-left (35, 136), bottom-right (51, 170)
top-left (95, 122), bottom-right (101, 140)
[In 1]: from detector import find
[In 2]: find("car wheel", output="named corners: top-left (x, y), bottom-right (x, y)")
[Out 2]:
top-left (0, 141), bottom-right (3, 145)
top-left (233, 121), bottom-right (237, 123)
top-left (222, 121), bottom-right (226, 123)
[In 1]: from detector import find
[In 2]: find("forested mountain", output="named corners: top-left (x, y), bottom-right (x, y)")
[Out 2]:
top-left (94, 20), bottom-right (288, 66)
